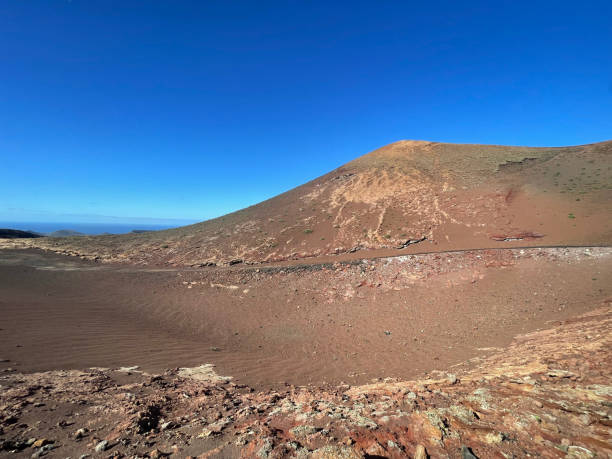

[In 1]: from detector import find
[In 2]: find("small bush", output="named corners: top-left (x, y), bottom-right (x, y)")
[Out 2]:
top-left (568, 213), bottom-right (576, 219)
top-left (304, 229), bottom-right (313, 234)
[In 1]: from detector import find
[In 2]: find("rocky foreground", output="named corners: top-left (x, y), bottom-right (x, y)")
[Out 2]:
top-left (1, 304), bottom-right (610, 459)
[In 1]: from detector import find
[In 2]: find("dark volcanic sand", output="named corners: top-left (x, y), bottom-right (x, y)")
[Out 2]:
top-left (0, 248), bottom-right (610, 389)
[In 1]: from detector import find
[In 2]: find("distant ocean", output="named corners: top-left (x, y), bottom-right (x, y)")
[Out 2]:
top-left (0, 222), bottom-right (187, 235)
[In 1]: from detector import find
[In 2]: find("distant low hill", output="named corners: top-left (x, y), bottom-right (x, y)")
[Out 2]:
top-left (2, 140), bottom-right (611, 265)
top-left (0, 229), bottom-right (43, 239)
top-left (48, 230), bottom-right (86, 238)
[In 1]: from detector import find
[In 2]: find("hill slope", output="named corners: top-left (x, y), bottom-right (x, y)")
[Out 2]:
top-left (0, 229), bottom-right (42, 239)
top-left (2, 140), bottom-right (611, 266)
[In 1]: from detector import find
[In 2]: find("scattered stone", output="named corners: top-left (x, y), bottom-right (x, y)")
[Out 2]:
top-left (447, 373), bottom-right (458, 384)
top-left (566, 446), bottom-right (595, 458)
top-left (289, 425), bottom-right (318, 437)
top-left (384, 330), bottom-right (392, 336)
top-left (415, 444), bottom-right (428, 459)
top-left (578, 414), bottom-right (592, 426)
top-left (32, 439), bottom-right (51, 448)
top-left (94, 440), bottom-right (109, 452)
top-left (160, 421), bottom-right (175, 431)
top-left (387, 440), bottom-right (399, 450)
top-left (484, 432), bottom-right (504, 444)
top-left (31, 444), bottom-right (55, 458)
top-left (256, 438), bottom-right (273, 458)
top-left (197, 429), bottom-right (213, 438)
top-left (365, 441), bottom-right (386, 456)
top-left (75, 428), bottom-right (88, 439)
top-left (461, 445), bottom-right (479, 458)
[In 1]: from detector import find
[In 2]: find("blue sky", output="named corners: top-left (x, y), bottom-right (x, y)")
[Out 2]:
top-left (1, 1), bottom-right (611, 224)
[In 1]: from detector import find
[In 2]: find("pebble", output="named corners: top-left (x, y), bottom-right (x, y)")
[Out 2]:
top-left (94, 440), bottom-right (109, 452)
top-left (414, 444), bottom-right (428, 459)
top-left (160, 421), bottom-right (175, 431)
top-left (567, 446), bottom-right (594, 457)
top-left (461, 445), bottom-right (478, 458)
top-left (32, 439), bottom-right (52, 448)
top-left (31, 444), bottom-right (55, 458)
top-left (365, 442), bottom-right (386, 456)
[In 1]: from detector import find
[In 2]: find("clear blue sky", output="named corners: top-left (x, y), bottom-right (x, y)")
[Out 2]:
top-left (1, 1), bottom-right (611, 224)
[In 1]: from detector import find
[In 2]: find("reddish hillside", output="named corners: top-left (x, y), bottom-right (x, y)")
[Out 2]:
top-left (3, 140), bottom-right (611, 266)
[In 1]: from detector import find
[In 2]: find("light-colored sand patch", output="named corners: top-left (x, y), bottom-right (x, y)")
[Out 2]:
top-left (178, 364), bottom-right (232, 383)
